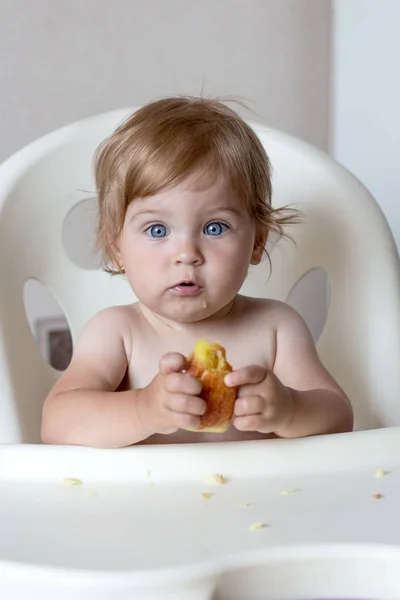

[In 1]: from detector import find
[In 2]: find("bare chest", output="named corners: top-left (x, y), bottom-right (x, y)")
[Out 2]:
top-left (120, 301), bottom-right (277, 444)
top-left (125, 314), bottom-right (276, 390)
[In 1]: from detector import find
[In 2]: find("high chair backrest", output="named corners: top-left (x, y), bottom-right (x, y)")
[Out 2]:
top-left (1, 109), bottom-right (399, 443)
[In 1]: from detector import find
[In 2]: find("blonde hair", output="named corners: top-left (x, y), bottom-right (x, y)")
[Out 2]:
top-left (94, 96), bottom-right (300, 274)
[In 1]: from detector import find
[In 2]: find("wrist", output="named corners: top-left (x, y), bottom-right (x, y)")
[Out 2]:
top-left (274, 386), bottom-right (298, 438)
top-left (134, 388), bottom-right (158, 438)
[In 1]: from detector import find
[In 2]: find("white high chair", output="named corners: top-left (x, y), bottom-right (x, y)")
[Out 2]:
top-left (1, 109), bottom-right (400, 599)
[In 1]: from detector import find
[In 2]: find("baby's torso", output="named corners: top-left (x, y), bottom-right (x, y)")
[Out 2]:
top-left (119, 296), bottom-right (279, 444)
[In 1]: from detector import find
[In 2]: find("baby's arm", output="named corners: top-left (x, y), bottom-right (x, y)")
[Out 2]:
top-left (41, 308), bottom-right (205, 448)
top-left (272, 304), bottom-right (353, 437)
top-left (228, 302), bottom-right (353, 438)
top-left (41, 308), bottom-right (146, 447)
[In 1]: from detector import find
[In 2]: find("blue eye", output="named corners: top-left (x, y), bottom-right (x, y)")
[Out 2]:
top-left (204, 222), bottom-right (228, 236)
top-left (147, 224), bottom-right (168, 238)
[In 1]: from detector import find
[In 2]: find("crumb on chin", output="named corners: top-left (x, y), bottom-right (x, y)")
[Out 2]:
top-left (202, 300), bottom-right (207, 309)
top-left (205, 474), bottom-right (227, 486)
top-left (62, 477), bottom-right (83, 487)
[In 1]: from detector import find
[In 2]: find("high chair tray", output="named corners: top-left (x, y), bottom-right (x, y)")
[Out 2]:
top-left (2, 427), bottom-right (400, 599)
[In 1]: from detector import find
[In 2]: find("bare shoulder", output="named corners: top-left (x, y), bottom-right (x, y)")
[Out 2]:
top-left (239, 295), bottom-right (314, 350)
top-left (236, 295), bottom-right (304, 329)
top-left (48, 303), bottom-right (141, 395)
top-left (237, 294), bottom-right (322, 370)
top-left (239, 296), bottom-right (344, 394)
top-left (85, 302), bottom-right (140, 326)
top-left (79, 304), bottom-right (139, 352)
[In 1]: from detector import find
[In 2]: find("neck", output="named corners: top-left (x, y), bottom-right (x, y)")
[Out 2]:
top-left (137, 298), bottom-right (237, 336)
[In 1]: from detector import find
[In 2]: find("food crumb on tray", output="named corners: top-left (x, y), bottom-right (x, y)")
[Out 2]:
top-left (375, 467), bottom-right (388, 478)
top-left (249, 521), bottom-right (267, 531)
top-left (372, 493), bottom-right (385, 500)
top-left (202, 492), bottom-right (214, 500)
top-left (236, 502), bottom-right (252, 508)
top-left (280, 488), bottom-right (301, 495)
top-left (62, 477), bottom-right (83, 487)
top-left (205, 474), bottom-right (227, 486)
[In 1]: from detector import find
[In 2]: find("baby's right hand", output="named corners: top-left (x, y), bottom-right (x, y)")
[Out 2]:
top-left (136, 352), bottom-right (206, 435)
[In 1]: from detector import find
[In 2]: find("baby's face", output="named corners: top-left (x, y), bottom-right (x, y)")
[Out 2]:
top-left (115, 171), bottom-right (261, 323)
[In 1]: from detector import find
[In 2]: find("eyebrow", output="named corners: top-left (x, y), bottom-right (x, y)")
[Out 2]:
top-left (129, 209), bottom-right (165, 222)
top-left (208, 206), bottom-right (242, 216)
top-left (129, 205), bottom-right (242, 223)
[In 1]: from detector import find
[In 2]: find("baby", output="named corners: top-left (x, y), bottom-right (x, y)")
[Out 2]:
top-left (41, 97), bottom-right (353, 448)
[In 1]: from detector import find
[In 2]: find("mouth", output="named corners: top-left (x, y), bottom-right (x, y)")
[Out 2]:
top-left (169, 280), bottom-right (202, 296)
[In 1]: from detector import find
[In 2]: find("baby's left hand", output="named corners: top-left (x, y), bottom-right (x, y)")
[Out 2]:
top-left (225, 366), bottom-right (295, 435)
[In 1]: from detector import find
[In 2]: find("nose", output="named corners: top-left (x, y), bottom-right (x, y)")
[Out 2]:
top-left (174, 237), bottom-right (203, 266)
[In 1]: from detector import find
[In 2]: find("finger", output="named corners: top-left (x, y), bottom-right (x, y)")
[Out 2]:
top-left (164, 372), bottom-right (202, 395)
top-left (234, 396), bottom-right (264, 417)
top-left (237, 372), bottom-right (280, 399)
top-left (170, 412), bottom-right (201, 431)
top-left (225, 365), bottom-right (267, 388)
top-left (159, 352), bottom-right (187, 375)
top-left (166, 394), bottom-right (207, 416)
top-left (233, 415), bottom-right (269, 432)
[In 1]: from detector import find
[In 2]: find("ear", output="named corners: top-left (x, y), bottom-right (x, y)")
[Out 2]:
top-left (250, 246), bottom-right (264, 265)
top-left (250, 229), bottom-right (268, 265)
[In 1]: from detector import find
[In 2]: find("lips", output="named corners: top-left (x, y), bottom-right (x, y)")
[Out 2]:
top-left (170, 281), bottom-right (202, 296)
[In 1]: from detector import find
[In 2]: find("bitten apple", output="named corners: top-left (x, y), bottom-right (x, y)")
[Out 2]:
top-left (185, 339), bottom-right (236, 433)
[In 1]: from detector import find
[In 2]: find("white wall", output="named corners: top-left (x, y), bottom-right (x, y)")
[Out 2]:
top-left (333, 0), bottom-right (400, 249)
top-left (0, 0), bottom-right (331, 338)
top-left (0, 0), bottom-right (331, 163)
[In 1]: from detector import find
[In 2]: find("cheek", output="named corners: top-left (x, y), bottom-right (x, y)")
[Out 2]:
top-left (120, 235), bottom-right (155, 259)
top-left (210, 243), bottom-right (253, 278)
top-left (219, 234), bottom-right (255, 262)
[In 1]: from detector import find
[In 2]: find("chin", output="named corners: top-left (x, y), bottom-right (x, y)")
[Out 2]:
top-left (171, 301), bottom-right (233, 324)
top-left (158, 302), bottom-right (213, 323)
top-left (169, 310), bottom-right (208, 324)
